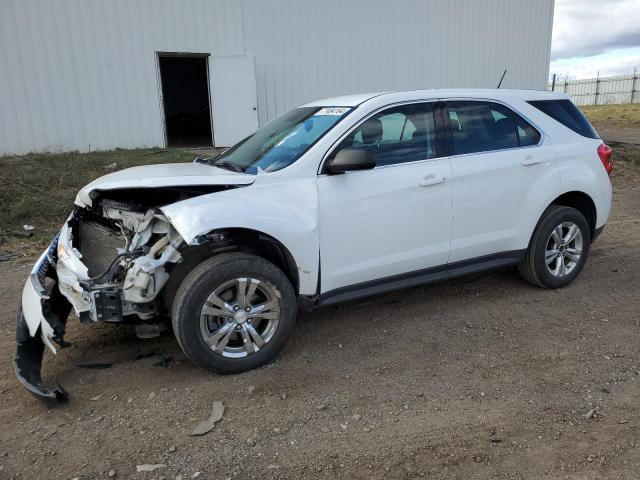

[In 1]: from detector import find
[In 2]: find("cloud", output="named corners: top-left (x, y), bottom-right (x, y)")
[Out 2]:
top-left (552, 0), bottom-right (640, 60)
top-left (550, 48), bottom-right (640, 79)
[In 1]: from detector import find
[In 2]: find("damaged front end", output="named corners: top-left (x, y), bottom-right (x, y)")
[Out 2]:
top-left (16, 197), bottom-right (187, 402)
top-left (16, 161), bottom-right (261, 402)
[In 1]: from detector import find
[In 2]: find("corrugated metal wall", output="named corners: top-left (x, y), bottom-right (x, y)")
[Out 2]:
top-left (0, 0), bottom-right (554, 155)
top-left (0, 0), bottom-right (244, 155)
top-left (243, 0), bottom-right (555, 125)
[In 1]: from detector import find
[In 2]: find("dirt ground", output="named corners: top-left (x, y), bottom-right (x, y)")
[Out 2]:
top-left (590, 127), bottom-right (640, 146)
top-left (1, 160), bottom-right (640, 480)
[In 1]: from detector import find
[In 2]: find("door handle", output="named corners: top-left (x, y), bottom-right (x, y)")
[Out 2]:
top-left (522, 155), bottom-right (542, 166)
top-left (418, 174), bottom-right (448, 187)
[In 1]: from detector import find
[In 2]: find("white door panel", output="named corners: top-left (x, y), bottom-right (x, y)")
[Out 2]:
top-left (449, 145), bottom-right (559, 262)
top-left (318, 159), bottom-right (452, 293)
top-left (210, 55), bottom-right (259, 147)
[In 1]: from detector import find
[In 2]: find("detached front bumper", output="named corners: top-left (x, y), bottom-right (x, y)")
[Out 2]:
top-left (16, 207), bottom-right (184, 402)
top-left (15, 238), bottom-right (72, 402)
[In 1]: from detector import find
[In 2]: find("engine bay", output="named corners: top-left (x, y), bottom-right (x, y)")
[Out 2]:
top-left (62, 195), bottom-right (190, 324)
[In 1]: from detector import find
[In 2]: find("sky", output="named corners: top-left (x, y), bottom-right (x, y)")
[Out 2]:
top-left (550, 0), bottom-right (640, 79)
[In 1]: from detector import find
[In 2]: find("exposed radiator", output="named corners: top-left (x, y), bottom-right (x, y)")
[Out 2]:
top-left (77, 220), bottom-right (125, 277)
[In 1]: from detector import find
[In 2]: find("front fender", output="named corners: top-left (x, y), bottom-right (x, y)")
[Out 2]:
top-left (161, 177), bottom-right (319, 295)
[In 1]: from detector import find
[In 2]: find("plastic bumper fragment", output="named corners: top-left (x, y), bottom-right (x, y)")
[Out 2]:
top-left (15, 236), bottom-right (72, 403)
top-left (14, 305), bottom-right (69, 403)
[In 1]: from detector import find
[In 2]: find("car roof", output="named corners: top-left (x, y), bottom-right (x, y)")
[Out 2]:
top-left (302, 92), bottom-right (388, 107)
top-left (301, 89), bottom-right (568, 108)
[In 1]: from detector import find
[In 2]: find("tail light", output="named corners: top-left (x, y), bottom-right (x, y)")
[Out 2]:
top-left (597, 143), bottom-right (613, 175)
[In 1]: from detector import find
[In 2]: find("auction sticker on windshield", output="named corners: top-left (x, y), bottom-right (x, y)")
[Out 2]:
top-left (316, 107), bottom-right (350, 116)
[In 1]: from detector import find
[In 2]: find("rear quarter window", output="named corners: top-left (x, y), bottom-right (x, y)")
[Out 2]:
top-left (528, 99), bottom-right (599, 139)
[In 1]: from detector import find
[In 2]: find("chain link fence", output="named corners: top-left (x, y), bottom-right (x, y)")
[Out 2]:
top-left (549, 71), bottom-right (640, 106)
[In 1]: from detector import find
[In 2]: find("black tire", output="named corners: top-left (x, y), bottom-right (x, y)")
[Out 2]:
top-left (518, 205), bottom-right (591, 289)
top-left (171, 252), bottom-right (296, 374)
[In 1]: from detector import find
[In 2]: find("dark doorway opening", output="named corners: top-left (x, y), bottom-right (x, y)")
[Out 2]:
top-left (158, 54), bottom-right (213, 147)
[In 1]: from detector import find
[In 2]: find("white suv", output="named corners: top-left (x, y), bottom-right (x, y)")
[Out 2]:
top-left (16, 89), bottom-right (613, 401)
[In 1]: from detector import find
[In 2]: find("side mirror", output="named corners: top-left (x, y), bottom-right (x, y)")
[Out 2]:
top-left (325, 148), bottom-right (376, 174)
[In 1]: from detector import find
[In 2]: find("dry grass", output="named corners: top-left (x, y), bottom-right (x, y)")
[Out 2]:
top-left (579, 104), bottom-right (640, 172)
top-left (581, 103), bottom-right (640, 130)
top-left (0, 149), bottom-right (196, 245)
top-left (609, 141), bottom-right (640, 164)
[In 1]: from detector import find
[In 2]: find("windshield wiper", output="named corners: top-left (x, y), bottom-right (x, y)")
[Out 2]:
top-left (194, 155), bottom-right (244, 173)
top-left (213, 158), bottom-right (245, 173)
top-left (194, 155), bottom-right (215, 166)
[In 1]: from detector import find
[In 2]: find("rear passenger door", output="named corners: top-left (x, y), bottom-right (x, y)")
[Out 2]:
top-left (445, 100), bottom-right (560, 263)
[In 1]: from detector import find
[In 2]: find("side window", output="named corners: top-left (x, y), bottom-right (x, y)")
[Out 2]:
top-left (445, 101), bottom-right (518, 155)
top-left (336, 103), bottom-right (439, 167)
top-left (379, 112), bottom-right (406, 142)
top-left (516, 116), bottom-right (541, 147)
top-left (449, 111), bottom-right (462, 130)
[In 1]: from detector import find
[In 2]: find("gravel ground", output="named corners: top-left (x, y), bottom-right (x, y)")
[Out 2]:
top-left (1, 160), bottom-right (639, 480)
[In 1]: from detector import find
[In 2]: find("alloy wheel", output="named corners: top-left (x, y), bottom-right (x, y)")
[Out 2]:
top-left (199, 278), bottom-right (280, 358)
top-left (544, 222), bottom-right (583, 278)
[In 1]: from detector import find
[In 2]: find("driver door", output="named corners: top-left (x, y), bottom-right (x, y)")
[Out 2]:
top-left (317, 101), bottom-right (453, 298)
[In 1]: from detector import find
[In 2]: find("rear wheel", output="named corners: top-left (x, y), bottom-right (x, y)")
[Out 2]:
top-left (172, 253), bottom-right (296, 374)
top-left (518, 206), bottom-right (591, 289)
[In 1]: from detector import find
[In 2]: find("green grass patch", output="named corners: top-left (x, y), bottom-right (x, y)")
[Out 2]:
top-left (0, 148), bottom-right (196, 244)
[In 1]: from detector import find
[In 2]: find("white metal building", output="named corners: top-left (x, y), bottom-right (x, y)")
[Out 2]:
top-left (0, 0), bottom-right (555, 155)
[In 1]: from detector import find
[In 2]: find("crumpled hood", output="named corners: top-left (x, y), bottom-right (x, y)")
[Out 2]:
top-left (75, 162), bottom-right (255, 207)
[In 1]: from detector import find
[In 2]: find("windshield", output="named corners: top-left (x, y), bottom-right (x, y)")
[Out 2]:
top-left (213, 106), bottom-right (352, 174)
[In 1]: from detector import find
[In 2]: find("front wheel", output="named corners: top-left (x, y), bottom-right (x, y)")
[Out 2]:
top-left (518, 206), bottom-right (591, 289)
top-left (172, 253), bottom-right (296, 374)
